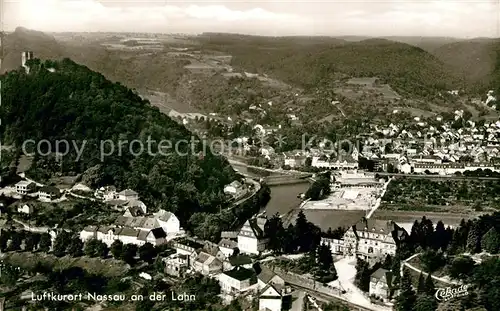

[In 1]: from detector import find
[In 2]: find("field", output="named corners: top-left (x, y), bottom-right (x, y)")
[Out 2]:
top-left (381, 178), bottom-right (500, 213)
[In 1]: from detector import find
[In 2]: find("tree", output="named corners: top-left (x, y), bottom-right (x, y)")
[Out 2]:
top-left (122, 244), bottom-right (138, 265)
top-left (382, 254), bottom-right (393, 270)
top-left (8, 231), bottom-right (22, 251)
top-left (395, 268), bottom-right (416, 311)
top-left (154, 255), bottom-right (164, 273)
top-left (315, 243), bottom-right (337, 282)
top-left (0, 264), bottom-right (21, 287)
top-left (39, 232), bottom-right (52, 252)
top-left (433, 221), bottom-right (447, 251)
top-left (354, 258), bottom-right (371, 292)
top-left (481, 227), bottom-right (500, 254)
top-left (413, 294), bottom-right (438, 311)
top-left (448, 228), bottom-right (464, 255)
top-left (466, 222), bottom-right (481, 254)
top-left (305, 176), bottom-right (330, 200)
top-left (84, 239), bottom-right (100, 257)
top-left (67, 237), bottom-right (84, 257)
top-left (24, 232), bottom-right (37, 252)
top-left (447, 256), bottom-right (475, 280)
top-left (264, 213), bottom-right (286, 254)
top-left (420, 249), bottom-right (445, 273)
top-left (97, 240), bottom-right (109, 258)
top-left (53, 231), bottom-right (71, 257)
top-left (138, 243), bottom-right (156, 264)
top-left (417, 272), bottom-right (426, 294)
top-left (0, 230), bottom-right (9, 252)
top-left (110, 240), bottom-right (123, 259)
top-left (424, 273), bottom-right (435, 296)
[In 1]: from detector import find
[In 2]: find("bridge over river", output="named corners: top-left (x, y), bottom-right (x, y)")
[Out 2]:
top-left (227, 158), bottom-right (312, 186)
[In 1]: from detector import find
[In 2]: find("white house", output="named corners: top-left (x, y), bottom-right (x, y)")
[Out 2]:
top-left (79, 225), bottom-right (166, 247)
top-left (218, 267), bottom-right (258, 300)
top-left (94, 186), bottom-right (117, 201)
top-left (238, 217), bottom-right (269, 255)
top-left (15, 181), bottom-right (36, 195)
top-left (17, 203), bottom-right (34, 214)
top-left (342, 218), bottom-right (406, 262)
top-left (258, 283), bottom-right (290, 311)
top-left (218, 239), bottom-right (238, 258)
top-left (118, 189), bottom-right (139, 201)
top-left (284, 155), bottom-right (307, 168)
top-left (38, 186), bottom-right (61, 201)
top-left (224, 181), bottom-right (243, 195)
top-left (321, 238), bottom-right (344, 255)
top-left (369, 268), bottom-right (393, 301)
top-left (153, 209), bottom-right (181, 235)
top-left (400, 163), bottom-right (412, 174)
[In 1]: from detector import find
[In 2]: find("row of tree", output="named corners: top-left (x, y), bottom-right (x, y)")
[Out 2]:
top-left (0, 228), bottom-right (162, 266)
top-left (394, 212), bottom-right (500, 311)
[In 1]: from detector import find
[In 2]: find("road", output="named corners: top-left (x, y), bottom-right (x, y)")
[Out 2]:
top-left (231, 178), bottom-right (261, 207)
top-left (401, 253), bottom-right (461, 285)
top-left (291, 291), bottom-right (306, 311)
top-left (11, 219), bottom-right (49, 233)
top-left (289, 284), bottom-right (374, 311)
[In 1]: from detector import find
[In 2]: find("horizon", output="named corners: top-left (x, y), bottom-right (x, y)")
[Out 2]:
top-left (3, 0), bottom-right (500, 38)
top-left (9, 26), bottom-right (500, 41)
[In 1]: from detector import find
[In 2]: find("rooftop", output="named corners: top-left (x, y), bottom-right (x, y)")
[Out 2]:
top-left (224, 267), bottom-right (255, 281)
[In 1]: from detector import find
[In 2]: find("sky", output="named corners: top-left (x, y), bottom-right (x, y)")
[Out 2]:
top-left (2, 0), bottom-right (500, 37)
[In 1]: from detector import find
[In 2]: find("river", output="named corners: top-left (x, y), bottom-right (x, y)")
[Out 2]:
top-left (232, 163), bottom-right (365, 230)
top-left (232, 163), bottom-right (309, 214)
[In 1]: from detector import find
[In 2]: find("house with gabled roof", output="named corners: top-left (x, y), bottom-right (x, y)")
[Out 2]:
top-left (219, 238), bottom-right (238, 257)
top-left (218, 266), bottom-right (258, 300)
top-left (15, 181), bottom-right (35, 195)
top-left (258, 282), bottom-right (292, 311)
top-left (369, 268), bottom-right (393, 301)
top-left (192, 251), bottom-right (223, 276)
top-left (38, 186), bottom-right (61, 201)
top-left (153, 209), bottom-right (181, 235)
top-left (342, 217), bottom-right (407, 262)
top-left (126, 199), bottom-right (147, 214)
top-left (118, 189), bottom-right (139, 201)
top-left (203, 240), bottom-right (227, 262)
top-left (256, 265), bottom-right (285, 290)
top-left (238, 216), bottom-right (269, 255)
top-left (123, 206), bottom-right (145, 217)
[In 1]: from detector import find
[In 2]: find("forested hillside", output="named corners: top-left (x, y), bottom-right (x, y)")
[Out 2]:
top-left (0, 58), bottom-right (237, 226)
top-left (432, 39), bottom-right (500, 92)
top-left (199, 35), bottom-right (459, 98)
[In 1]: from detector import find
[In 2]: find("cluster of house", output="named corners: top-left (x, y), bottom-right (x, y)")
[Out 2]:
top-left (280, 116), bottom-right (500, 176)
top-left (164, 215), bottom-right (289, 310)
top-left (14, 181), bottom-right (61, 203)
top-left (283, 147), bottom-right (360, 170)
top-left (321, 217), bottom-right (407, 302)
top-left (80, 208), bottom-right (183, 247)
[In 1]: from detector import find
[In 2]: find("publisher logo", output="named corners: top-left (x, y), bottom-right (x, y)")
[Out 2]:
top-left (435, 285), bottom-right (469, 302)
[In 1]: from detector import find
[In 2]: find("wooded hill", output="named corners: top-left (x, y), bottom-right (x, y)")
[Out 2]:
top-left (0, 57), bottom-right (237, 227)
top-left (198, 33), bottom-right (461, 98)
top-left (431, 39), bottom-right (500, 94)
